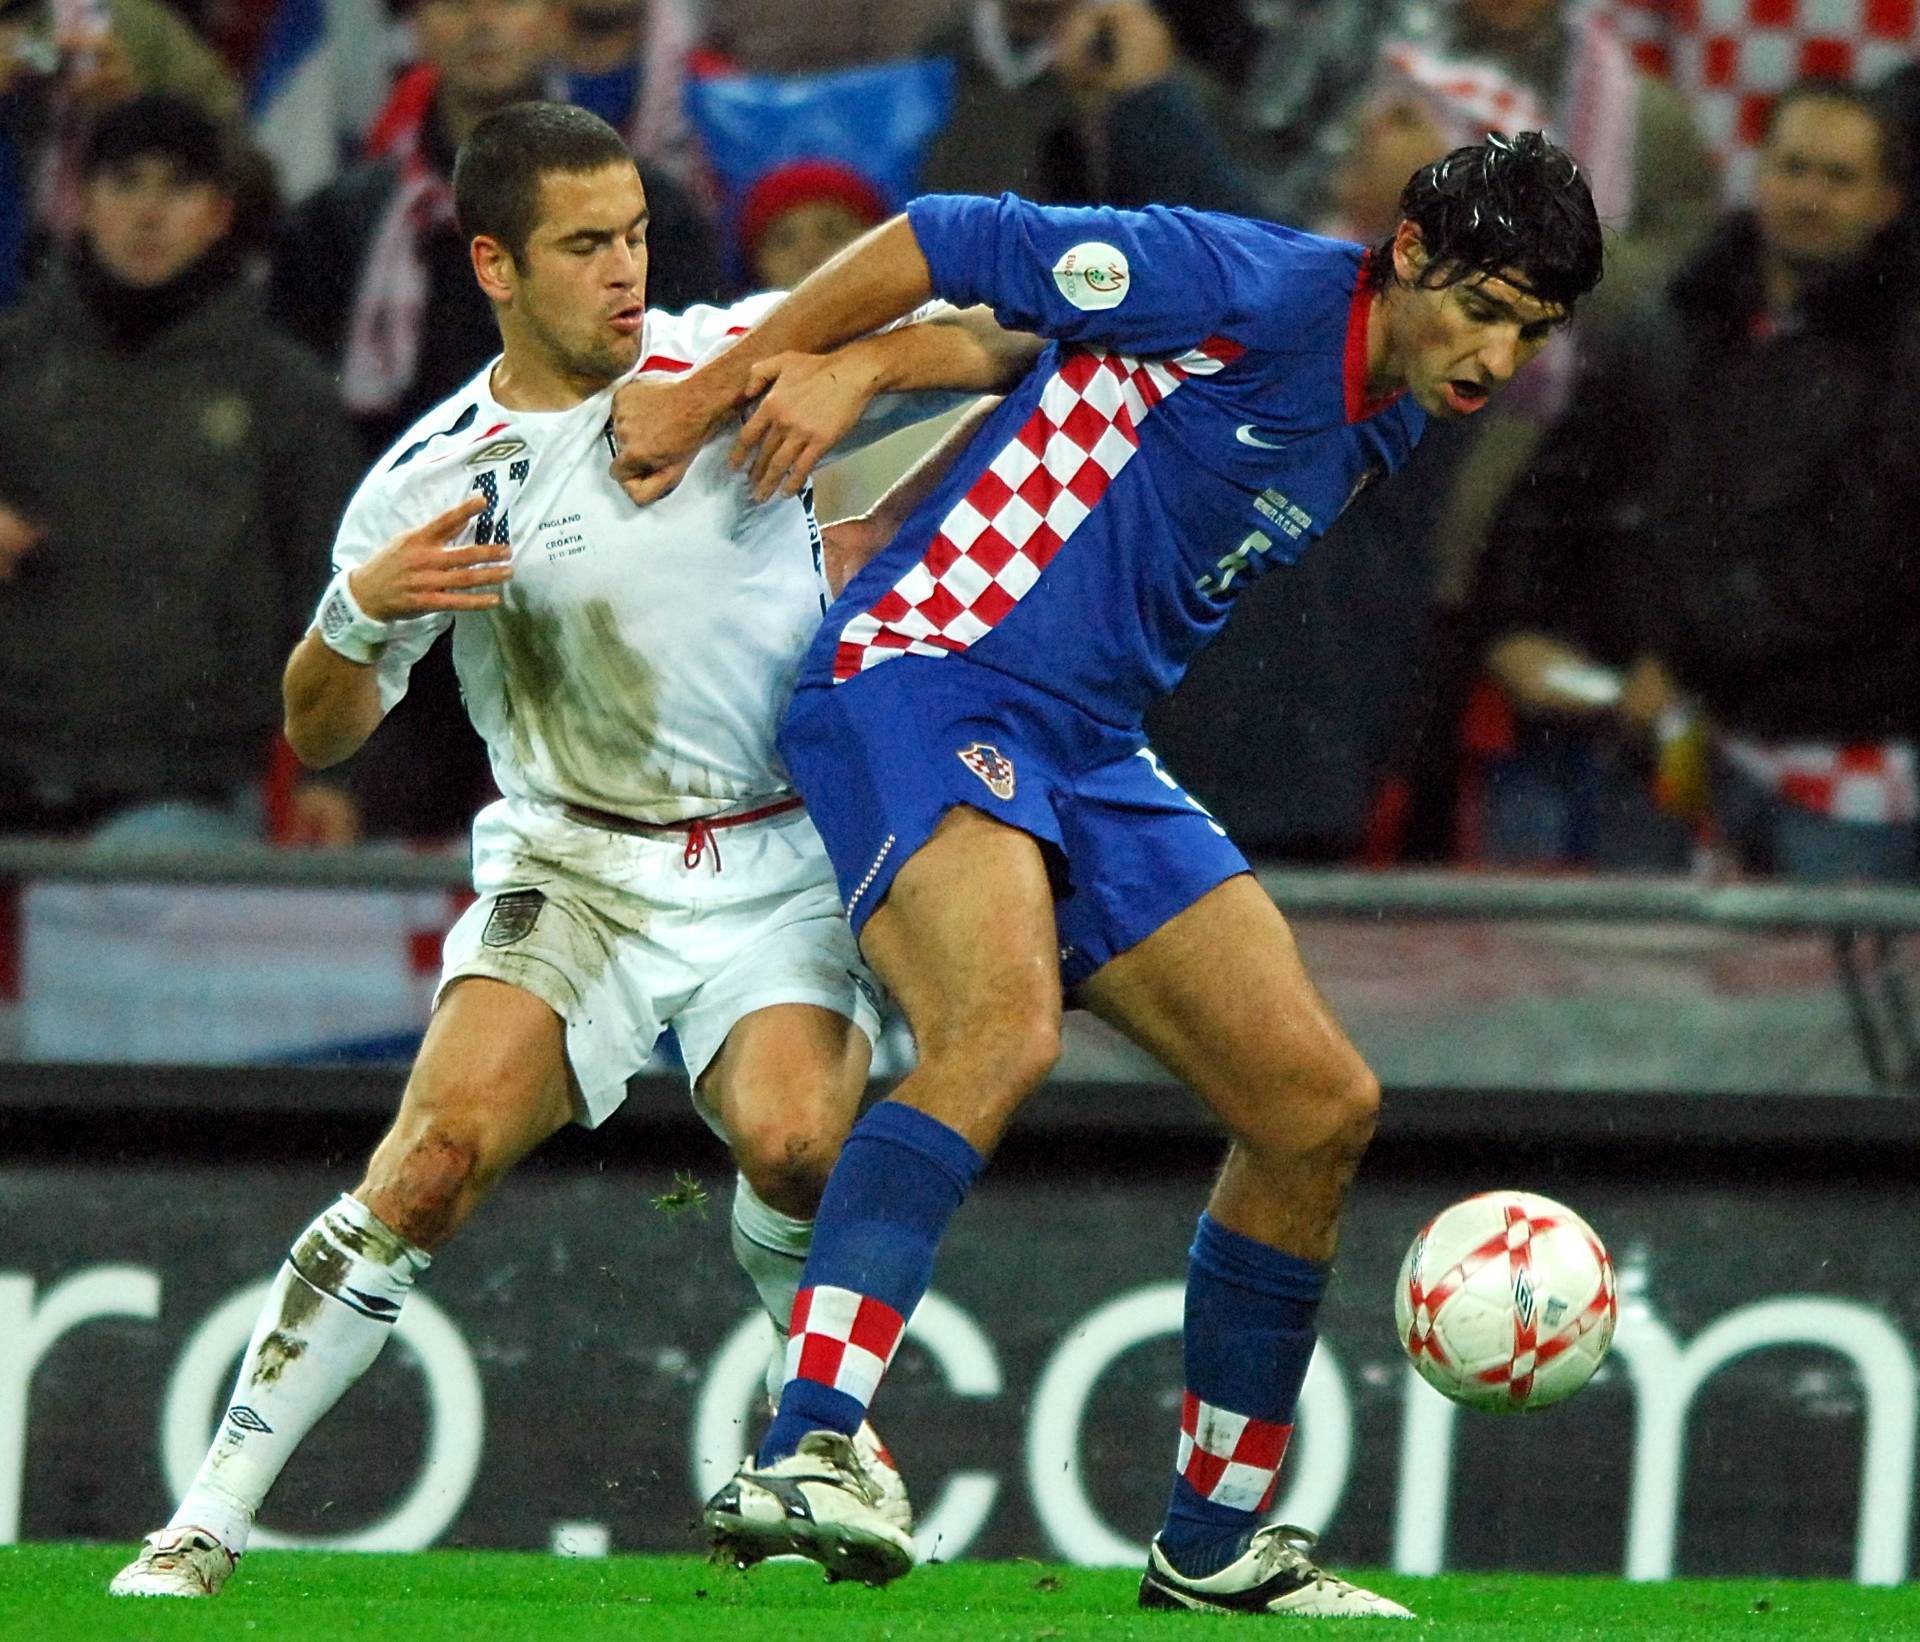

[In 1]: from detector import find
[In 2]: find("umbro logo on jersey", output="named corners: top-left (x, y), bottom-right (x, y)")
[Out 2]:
top-left (467, 437), bottom-right (529, 465)
top-left (958, 742), bottom-right (1016, 801)
top-left (1234, 425), bottom-right (1290, 450)
top-left (225, 1406), bottom-right (273, 1435)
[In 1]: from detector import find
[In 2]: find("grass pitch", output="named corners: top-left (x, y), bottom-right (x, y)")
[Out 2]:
top-left (4, 1545), bottom-right (1916, 1641)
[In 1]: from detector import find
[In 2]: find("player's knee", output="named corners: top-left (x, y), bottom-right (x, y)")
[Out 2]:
top-left (365, 1120), bottom-right (492, 1247)
top-left (1243, 1051), bottom-right (1380, 1171)
top-left (916, 1003), bottom-right (1061, 1104)
top-left (729, 1109), bottom-right (844, 1218)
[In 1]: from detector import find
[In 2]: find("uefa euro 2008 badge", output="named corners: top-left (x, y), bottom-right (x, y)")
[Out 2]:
top-left (1052, 242), bottom-right (1130, 311)
top-left (957, 743), bottom-right (1016, 801)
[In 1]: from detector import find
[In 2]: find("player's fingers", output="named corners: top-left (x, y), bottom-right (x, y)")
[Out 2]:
top-left (425, 591), bottom-right (507, 610)
top-left (749, 426), bottom-right (804, 497)
top-left (440, 542), bottom-right (514, 567)
top-left (731, 406), bottom-right (774, 469)
top-left (742, 358), bottom-right (778, 400)
top-left (618, 459), bottom-right (688, 506)
top-left (441, 563), bottom-right (515, 589)
top-left (417, 495), bottom-right (488, 541)
top-left (752, 433), bottom-right (808, 503)
top-left (779, 440), bottom-right (826, 498)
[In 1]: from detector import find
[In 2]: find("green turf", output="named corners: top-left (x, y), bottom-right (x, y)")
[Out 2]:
top-left (4, 1545), bottom-right (1915, 1642)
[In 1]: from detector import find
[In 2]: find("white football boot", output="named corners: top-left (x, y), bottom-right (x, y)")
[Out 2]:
top-left (706, 1428), bottom-right (915, 1585)
top-left (107, 1527), bottom-right (238, 1598)
top-left (851, 1420), bottom-right (912, 1537)
top-left (1139, 1524), bottom-right (1414, 1618)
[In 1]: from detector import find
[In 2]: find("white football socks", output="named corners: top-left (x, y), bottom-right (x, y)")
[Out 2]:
top-left (168, 1194), bottom-right (431, 1554)
top-left (729, 1173), bottom-right (814, 1406)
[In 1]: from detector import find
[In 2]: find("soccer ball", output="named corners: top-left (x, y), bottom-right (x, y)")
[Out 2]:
top-left (1394, 1190), bottom-right (1617, 1413)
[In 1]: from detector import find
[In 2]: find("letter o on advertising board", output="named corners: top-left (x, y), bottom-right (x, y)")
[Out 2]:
top-left (160, 1281), bottom-right (484, 1550)
top-left (1025, 1283), bottom-right (1352, 1564)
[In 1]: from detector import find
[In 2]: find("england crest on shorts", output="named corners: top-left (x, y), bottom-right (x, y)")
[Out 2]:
top-left (482, 889), bottom-right (545, 948)
top-left (957, 742), bottom-right (1015, 801)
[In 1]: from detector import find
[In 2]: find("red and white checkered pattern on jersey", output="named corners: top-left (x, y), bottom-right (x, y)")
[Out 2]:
top-left (830, 338), bottom-right (1246, 682)
top-left (1175, 1392), bottom-right (1293, 1514)
top-left (1599, 0), bottom-right (1920, 200)
top-left (784, 1285), bottom-right (907, 1406)
top-left (1720, 734), bottom-right (1919, 823)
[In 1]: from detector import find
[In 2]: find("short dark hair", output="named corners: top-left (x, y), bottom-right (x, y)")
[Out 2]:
top-left (83, 93), bottom-right (231, 188)
top-left (1764, 77), bottom-right (1912, 187)
top-left (453, 101), bottom-right (637, 267)
top-left (1370, 130), bottom-right (1604, 314)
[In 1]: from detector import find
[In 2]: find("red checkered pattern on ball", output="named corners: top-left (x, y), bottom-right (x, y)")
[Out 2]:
top-left (784, 1285), bottom-right (906, 1405)
top-left (1720, 735), bottom-right (1919, 824)
top-left (1174, 1391), bottom-right (1294, 1514)
top-left (831, 338), bottom-right (1244, 681)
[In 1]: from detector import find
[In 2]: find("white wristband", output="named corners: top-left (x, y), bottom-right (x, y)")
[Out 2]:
top-left (317, 569), bottom-right (392, 665)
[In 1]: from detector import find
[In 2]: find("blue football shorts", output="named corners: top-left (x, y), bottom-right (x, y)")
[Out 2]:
top-left (778, 656), bottom-right (1251, 987)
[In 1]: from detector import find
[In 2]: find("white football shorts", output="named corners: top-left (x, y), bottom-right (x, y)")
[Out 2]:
top-left (438, 796), bottom-right (883, 1127)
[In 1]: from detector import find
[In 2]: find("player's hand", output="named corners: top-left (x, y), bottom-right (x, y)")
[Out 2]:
top-left (819, 513), bottom-right (891, 596)
top-left (350, 495), bottom-right (510, 620)
top-left (284, 780), bottom-right (364, 848)
top-left (734, 348), bottom-right (884, 503)
top-left (610, 374), bottom-right (733, 506)
top-left (1485, 632), bottom-right (1615, 716)
top-left (0, 500), bottom-right (44, 581)
top-left (1054, 1), bottom-right (1176, 102)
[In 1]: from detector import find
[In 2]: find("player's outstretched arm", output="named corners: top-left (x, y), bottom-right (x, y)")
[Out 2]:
top-left (732, 308), bottom-right (1044, 502)
top-left (821, 394), bottom-right (1003, 594)
top-left (610, 215), bottom-right (935, 505)
top-left (283, 496), bottom-right (505, 769)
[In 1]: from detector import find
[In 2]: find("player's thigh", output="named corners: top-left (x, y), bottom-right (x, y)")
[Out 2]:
top-left (859, 806), bottom-right (1064, 1103)
top-left (1075, 874), bottom-right (1377, 1157)
top-left (365, 978), bottom-right (576, 1209)
top-left (698, 1002), bottom-right (873, 1208)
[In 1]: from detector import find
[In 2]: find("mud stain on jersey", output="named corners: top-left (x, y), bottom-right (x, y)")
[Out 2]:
top-left (493, 597), bottom-right (685, 811)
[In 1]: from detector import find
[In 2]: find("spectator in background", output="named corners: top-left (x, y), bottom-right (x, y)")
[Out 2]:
top-left (0, 95), bottom-right (361, 842)
top-left (698, 0), bottom-right (957, 74)
top-left (276, 0), bottom-right (719, 458)
top-left (561, 0), bottom-right (701, 190)
top-left (1474, 81), bottom-right (1918, 881)
top-left (272, 0), bottom-right (721, 845)
top-left (0, 0), bottom-right (240, 306)
top-left (736, 157), bottom-right (885, 291)
top-left (920, 0), bottom-right (1259, 215)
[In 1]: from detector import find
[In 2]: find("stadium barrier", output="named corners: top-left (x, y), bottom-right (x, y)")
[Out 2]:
top-left (2, 845), bottom-right (1917, 1576)
top-left (3, 1065), bottom-right (1916, 1580)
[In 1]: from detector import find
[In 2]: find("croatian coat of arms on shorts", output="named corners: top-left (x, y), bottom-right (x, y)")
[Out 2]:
top-left (957, 742), bottom-right (1016, 801)
top-left (482, 889), bottom-right (546, 948)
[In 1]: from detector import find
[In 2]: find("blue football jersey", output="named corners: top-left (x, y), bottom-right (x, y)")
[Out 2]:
top-left (798, 192), bottom-right (1428, 726)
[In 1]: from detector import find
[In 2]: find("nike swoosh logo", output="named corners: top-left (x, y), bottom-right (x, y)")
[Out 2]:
top-left (1235, 424), bottom-right (1290, 450)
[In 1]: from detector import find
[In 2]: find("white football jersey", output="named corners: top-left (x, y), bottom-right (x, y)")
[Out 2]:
top-left (324, 294), bottom-right (959, 824)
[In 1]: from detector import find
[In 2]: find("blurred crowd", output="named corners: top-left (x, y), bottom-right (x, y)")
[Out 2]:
top-left (1, 0), bottom-right (1918, 884)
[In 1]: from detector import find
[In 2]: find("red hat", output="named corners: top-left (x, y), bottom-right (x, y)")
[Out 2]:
top-left (737, 159), bottom-right (889, 257)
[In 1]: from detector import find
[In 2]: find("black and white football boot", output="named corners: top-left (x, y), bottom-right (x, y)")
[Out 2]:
top-left (1139, 1524), bottom-right (1414, 1618)
top-left (705, 1428), bottom-right (915, 1586)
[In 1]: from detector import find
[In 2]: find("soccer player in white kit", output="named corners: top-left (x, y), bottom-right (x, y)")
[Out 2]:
top-left (109, 102), bottom-right (1039, 1598)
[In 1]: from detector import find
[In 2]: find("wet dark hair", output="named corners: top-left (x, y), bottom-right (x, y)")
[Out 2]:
top-left (1369, 130), bottom-right (1604, 314)
top-left (454, 101), bottom-right (636, 268)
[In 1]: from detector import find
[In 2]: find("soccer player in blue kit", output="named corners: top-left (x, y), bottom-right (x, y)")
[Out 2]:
top-left (610, 133), bottom-right (1602, 1615)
